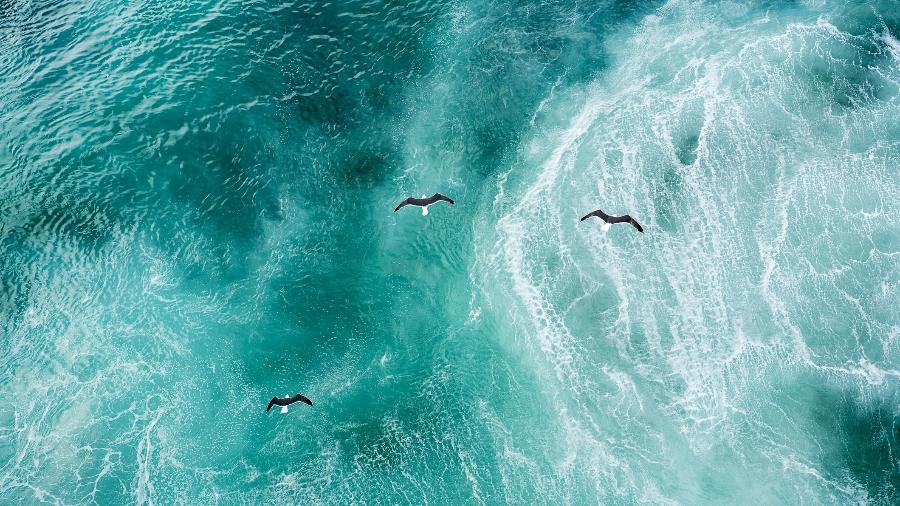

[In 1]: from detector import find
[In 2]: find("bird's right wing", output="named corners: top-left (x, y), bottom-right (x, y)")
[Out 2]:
top-left (266, 397), bottom-right (278, 412)
top-left (394, 198), bottom-right (412, 212)
top-left (295, 394), bottom-right (313, 406)
top-left (433, 193), bottom-right (454, 205)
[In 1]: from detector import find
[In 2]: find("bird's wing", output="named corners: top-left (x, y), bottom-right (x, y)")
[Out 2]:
top-left (394, 198), bottom-right (413, 212)
top-left (626, 216), bottom-right (644, 233)
top-left (580, 209), bottom-right (608, 222)
top-left (433, 193), bottom-right (454, 205)
top-left (266, 397), bottom-right (279, 412)
top-left (293, 394), bottom-right (313, 406)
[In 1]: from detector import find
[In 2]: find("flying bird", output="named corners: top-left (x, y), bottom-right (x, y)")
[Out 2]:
top-left (266, 393), bottom-right (312, 414)
top-left (580, 208), bottom-right (644, 233)
top-left (394, 193), bottom-right (454, 216)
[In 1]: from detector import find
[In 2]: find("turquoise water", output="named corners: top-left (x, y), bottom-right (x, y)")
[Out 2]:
top-left (1, 0), bottom-right (899, 503)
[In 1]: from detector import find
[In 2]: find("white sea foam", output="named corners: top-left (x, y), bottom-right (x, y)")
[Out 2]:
top-left (474, 1), bottom-right (900, 501)
top-left (884, 32), bottom-right (900, 62)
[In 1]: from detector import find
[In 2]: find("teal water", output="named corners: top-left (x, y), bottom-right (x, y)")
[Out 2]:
top-left (1, 0), bottom-right (899, 503)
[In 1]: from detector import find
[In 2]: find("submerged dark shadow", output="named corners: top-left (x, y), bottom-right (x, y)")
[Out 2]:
top-left (809, 385), bottom-right (900, 501)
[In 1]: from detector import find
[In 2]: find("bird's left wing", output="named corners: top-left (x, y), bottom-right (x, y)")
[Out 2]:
top-left (626, 216), bottom-right (644, 233)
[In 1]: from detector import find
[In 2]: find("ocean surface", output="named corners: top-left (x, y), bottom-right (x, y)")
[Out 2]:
top-left (1, 0), bottom-right (899, 503)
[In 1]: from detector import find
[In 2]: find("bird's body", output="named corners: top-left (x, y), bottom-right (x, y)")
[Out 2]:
top-left (394, 193), bottom-right (454, 216)
top-left (266, 393), bottom-right (312, 413)
top-left (580, 208), bottom-right (644, 233)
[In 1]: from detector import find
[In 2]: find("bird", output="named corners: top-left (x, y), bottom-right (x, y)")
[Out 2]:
top-left (394, 193), bottom-right (454, 216)
top-left (580, 208), bottom-right (644, 233)
top-left (266, 393), bottom-right (312, 413)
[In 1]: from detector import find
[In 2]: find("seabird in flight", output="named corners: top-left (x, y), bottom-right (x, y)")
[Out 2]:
top-left (580, 208), bottom-right (644, 233)
top-left (266, 393), bottom-right (312, 413)
top-left (394, 193), bottom-right (454, 216)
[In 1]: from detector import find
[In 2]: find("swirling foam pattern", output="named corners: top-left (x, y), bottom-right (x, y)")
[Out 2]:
top-left (0, 0), bottom-right (898, 503)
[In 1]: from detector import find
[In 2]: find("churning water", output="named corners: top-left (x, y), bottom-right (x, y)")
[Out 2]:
top-left (1, 0), bottom-right (898, 503)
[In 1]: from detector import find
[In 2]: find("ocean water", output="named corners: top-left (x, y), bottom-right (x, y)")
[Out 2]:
top-left (1, 0), bottom-right (899, 503)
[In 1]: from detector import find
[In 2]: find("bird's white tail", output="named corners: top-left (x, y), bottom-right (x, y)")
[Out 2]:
top-left (602, 223), bottom-right (611, 232)
top-left (280, 406), bottom-right (288, 414)
top-left (421, 206), bottom-right (429, 216)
